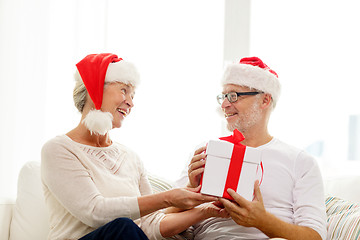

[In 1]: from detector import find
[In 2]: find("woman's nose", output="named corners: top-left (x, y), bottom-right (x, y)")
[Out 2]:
top-left (125, 95), bottom-right (134, 108)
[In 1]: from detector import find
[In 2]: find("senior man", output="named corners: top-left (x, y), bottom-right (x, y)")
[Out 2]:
top-left (176, 57), bottom-right (327, 240)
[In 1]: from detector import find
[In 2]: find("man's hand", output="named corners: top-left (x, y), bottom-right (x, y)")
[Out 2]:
top-left (187, 146), bottom-right (207, 188)
top-left (219, 180), bottom-right (266, 228)
top-left (219, 181), bottom-right (322, 240)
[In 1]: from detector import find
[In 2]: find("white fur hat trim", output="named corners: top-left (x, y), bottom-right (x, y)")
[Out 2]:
top-left (105, 61), bottom-right (140, 87)
top-left (222, 63), bottom-right (281, 104)
top-left (82, 109), bottom-right (113, 135)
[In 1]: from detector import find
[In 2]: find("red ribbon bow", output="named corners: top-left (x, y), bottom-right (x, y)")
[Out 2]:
top-left (219, 129), bottom-right (245, 145)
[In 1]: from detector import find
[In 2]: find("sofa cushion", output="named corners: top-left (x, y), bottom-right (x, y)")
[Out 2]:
top-left (9, 161), bottom-right (49, 240)
top-left (326, 196), bottom-right (360, 240)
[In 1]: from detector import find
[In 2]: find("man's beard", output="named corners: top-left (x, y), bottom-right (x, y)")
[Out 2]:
top-left (226, 101), bottom-right (262, 134)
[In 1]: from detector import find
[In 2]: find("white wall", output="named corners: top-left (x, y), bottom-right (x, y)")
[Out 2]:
top-left (0, 0), bottom-right (224, 198)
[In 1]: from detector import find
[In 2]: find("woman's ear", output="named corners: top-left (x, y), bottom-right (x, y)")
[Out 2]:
top-left (82, 93), bottom-right (95, 112)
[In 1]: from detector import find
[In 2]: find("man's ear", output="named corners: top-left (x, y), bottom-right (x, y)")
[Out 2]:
top-left (261, 93), bottom-right (272, 109)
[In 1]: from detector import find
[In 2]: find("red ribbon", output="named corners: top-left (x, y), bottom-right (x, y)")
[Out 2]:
top-left (219, 129), bottom-right (246, 200)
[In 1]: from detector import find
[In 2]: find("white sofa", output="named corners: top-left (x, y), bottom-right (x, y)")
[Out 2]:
top-left (1, 161), bottom-right (360, 240)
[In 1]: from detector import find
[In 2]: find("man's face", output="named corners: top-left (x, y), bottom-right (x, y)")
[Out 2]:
top-left (221, 84), bottom-right (263, 133)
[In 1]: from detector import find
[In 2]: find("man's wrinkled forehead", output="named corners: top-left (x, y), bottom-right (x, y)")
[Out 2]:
top-left (222, 84), bottom-right (252, 93)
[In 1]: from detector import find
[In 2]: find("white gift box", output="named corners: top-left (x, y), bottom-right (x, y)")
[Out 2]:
top-left (200, 140), bottom-right (262, 201)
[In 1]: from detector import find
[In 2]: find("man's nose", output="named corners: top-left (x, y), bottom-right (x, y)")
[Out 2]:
top-left (221, 97), bottom-right (231, 108)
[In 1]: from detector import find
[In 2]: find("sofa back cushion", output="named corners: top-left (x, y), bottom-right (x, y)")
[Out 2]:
top-left (324, 175), bottom-right (360, 202)
top-left (147, 173), bottom-right (173, 193)
top-left (9, 161), bottom-right (49, 240)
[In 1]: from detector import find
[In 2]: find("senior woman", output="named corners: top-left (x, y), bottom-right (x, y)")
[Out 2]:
top-left (41, 53), bottom-right (227, 240)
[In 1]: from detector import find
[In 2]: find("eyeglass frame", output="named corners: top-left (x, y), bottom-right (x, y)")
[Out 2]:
top-left (216, 91), bottom-right (263, 105)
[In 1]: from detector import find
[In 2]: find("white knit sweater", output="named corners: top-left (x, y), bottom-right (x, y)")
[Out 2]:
top-left (41, 135), bottom-right (165, 240)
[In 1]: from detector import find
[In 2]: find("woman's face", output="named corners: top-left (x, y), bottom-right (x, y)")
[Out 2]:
top-left (101, 82), bottom-right (135, 129)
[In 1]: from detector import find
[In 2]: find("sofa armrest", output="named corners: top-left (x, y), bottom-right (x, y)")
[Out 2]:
top-left (0, 198), bottom-right (15, 240)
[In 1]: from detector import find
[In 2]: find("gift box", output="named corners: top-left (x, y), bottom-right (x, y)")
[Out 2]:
top-left (200, 130), bottom-right (262, 201)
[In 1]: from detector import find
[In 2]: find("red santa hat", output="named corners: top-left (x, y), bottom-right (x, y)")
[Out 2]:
top-left (221, 57), bottom-right (281, 106)
top-left (75, 53), bottom-right (140, 135)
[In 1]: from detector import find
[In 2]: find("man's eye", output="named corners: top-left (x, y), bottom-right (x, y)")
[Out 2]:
top-left (121, 89), bottom-right (126, 94)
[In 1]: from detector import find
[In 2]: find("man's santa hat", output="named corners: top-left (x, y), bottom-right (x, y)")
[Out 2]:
top-left (75, 53), bottom-right (140, 135)
top-left (221, 57), bottom-right (281, 106)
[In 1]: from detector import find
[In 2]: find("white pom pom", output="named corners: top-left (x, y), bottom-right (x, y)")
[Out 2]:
top-left (82, 110), bottom-right (113, 135)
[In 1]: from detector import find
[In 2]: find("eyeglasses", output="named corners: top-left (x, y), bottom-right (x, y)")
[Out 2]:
top-left (216, 91), bottom-right (262, 105)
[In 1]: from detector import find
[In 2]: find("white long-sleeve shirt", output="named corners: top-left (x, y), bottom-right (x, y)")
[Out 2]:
top-left (41, 135), bottom-right (165, 240)
top-left (175, 138), bottom-right (327, 240)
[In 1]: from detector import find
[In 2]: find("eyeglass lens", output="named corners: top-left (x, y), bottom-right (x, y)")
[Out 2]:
top-left (227, 92), bottom-right (237, 103)
top-left (217, 92), bottom-right (237, 104)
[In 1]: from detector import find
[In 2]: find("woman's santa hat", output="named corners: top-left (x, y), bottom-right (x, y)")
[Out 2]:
top-left (221, 57), bottom-right (281, 106)
top-left (75, 53), bottom-right (140, 135)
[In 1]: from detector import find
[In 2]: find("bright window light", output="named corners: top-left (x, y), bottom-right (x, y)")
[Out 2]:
top-left (250, 0), bottom-right (360, 177)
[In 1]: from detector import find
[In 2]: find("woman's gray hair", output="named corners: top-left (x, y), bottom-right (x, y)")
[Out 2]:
top-left (73, 71), bottom-right (88, 113)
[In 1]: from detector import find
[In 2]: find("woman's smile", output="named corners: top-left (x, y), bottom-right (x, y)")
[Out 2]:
top-left (117, 108), bottom-right (128, 117)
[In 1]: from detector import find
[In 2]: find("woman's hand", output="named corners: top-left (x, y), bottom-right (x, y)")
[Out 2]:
top-left (166, 186), bottom-right (218, 210)
top-left (197, 201), bottom-right (230, 219)
top-left (160, 201), bottom-right (228, 238)
top-left (187, 146), bottom-right (207, 188)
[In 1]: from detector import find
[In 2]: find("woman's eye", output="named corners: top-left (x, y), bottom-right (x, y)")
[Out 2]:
top-left (121, 88), bottom-right (126, 94)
